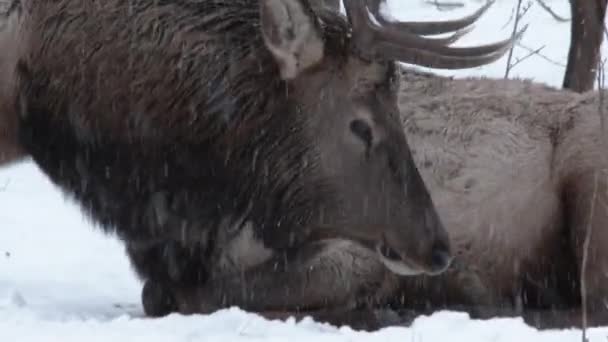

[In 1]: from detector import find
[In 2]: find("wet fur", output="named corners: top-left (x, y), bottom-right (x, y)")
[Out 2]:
top-left (0, 0), bottom-right (451, 330)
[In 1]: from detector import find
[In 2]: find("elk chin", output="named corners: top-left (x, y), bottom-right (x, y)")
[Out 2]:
top-left (375, 241), bottom-right (426, 276)
top-left (375, 236), bottom-right (453, 277)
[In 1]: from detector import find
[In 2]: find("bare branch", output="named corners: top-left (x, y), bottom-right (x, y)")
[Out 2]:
top-left (604, 17), bottom-right (608, 46)
top-left (579, 169), bottom-right (597, 342)
top-left (535, 0), bottom-right (570, 22)
top-left (423, 0), bottom-right (465, 11)
top-left (581, 54), bottom-right (606, 342)
top-left (521, 1), bottom-right (534, 18)
top-left (598, 59), bottom-right (606, 136)
top-left (516, 42), bottom-right (567, 67)
top-left (504, 0), bottom-right (533, 78)
top-left (508, 45), bottom-right (546, 71)
top-left (501, 6), bottom-right (516, 30)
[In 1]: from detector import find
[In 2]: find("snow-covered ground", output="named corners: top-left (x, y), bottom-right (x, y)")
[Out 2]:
top-left (1, 0), bottom-right (607, 341)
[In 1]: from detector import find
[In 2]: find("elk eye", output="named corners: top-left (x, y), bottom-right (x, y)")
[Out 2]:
top-left (350, 119), bottom-right (373, 147)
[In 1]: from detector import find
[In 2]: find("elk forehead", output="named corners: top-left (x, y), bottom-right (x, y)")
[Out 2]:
top-left (345, 58), bottom-right (394, 94)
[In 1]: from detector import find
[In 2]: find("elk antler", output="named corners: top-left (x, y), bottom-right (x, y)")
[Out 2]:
top-left (343, 0), bottom-right (527, 69)
top-left (366, 0), bottom-right (494, 36)
top-left (423, 25), bottom-right (474, 46)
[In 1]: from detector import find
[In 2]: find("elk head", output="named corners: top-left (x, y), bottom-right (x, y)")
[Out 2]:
top-left (257, 0), bottom-right (521, 276)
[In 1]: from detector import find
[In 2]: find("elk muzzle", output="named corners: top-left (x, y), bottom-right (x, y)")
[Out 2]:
top-left (376, 225), bottom-right (452, 276)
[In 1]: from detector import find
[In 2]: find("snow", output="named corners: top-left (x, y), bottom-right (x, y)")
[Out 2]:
top-left (1, 0), bottom-right (608, 341)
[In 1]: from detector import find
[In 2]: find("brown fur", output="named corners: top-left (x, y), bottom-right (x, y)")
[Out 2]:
top-left (0, 4), bottom-right (23, 165)
top-left (0, 0), bottom-right (456, 329)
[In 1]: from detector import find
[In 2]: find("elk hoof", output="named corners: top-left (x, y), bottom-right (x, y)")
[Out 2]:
top-left (142, 280), bottom-right (177, 317)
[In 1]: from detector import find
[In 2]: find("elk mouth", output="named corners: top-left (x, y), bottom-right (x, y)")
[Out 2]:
top-left (375, 237), bottom-right (426, 276)
top-left (375, 235), bottom-right (453, 277)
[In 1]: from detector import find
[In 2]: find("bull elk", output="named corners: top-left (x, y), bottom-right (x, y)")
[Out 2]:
top-left (306, 0), bottom-right (608, 331)
top-left (0, 0), bottom-right (518, 329)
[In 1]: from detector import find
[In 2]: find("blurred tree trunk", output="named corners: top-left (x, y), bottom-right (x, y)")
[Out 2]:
top-left (563, 0), bottom-right (607, 93)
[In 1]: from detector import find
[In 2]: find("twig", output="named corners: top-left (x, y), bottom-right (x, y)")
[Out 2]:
top-left (599, 59), bottom-right (606, 137)
top-left (501, 6), bottom-right (517, 30)
top-left (504, 0), bottom-right (524, 78)
top-left (508, 45), bottom-right (546, 71)
top-left (535, 0), bottom-right (570, 22)
top-left (423, 0), bottom-right (465, 11)
top-left (516, 42), bottom-right (567, 67)
top-left (581, 57), bottom-right (607, 342)
top-left (603, 16), bottom-right (608, 47)
top-left (580, 170), bottom-right (598, 342)
top-left (505, 0), bottom-right (533, 78)
top-left (519, 1), bottom-right (534, 21)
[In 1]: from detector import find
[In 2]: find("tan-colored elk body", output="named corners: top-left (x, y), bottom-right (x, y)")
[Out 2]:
top-left (385, 67), bottom-right (608, 329)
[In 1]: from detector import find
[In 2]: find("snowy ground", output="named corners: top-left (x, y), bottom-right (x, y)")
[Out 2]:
top-left (1, 0), bottom-right (608, 341)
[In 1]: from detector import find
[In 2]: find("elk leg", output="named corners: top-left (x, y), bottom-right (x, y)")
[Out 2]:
top-left (174, 239), bottom-right (389, 318)
top-left (564, 169), bottom-right (608, 328)
top-left (467, 167), bottom-right (608, 328)
top-left (141, 279), bottom-right (177, 317)
top-left (125, 240), bottom-right (210, 317)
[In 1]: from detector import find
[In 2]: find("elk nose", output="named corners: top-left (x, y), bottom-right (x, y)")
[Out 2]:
top-left (428, 243), bottom-right (452, 275)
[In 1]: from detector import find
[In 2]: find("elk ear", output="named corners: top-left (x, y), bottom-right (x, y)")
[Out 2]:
top-left (260, 0), bottom-right (325, 80)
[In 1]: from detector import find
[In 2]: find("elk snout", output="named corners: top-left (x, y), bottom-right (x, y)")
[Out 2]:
top-left (377, 208), bottom-right (453, 277)
top-left (428, 239), bottom-right (453, 274)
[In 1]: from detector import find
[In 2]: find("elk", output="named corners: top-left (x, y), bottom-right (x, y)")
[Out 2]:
top-left (303, 0), bottom-right (608, 331)
top-left (377, 65), bottom-right (608, 330)
top-left (0, 0), bottom-right (519, 329)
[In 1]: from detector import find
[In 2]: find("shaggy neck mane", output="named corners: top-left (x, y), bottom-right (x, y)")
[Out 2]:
top-left (206, 4), bottom-right (351, 147)
top-left (17, 0), bottom-right (352, 248)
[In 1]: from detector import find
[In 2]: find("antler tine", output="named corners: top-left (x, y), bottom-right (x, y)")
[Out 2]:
top-left (378, 26), bottom-right (526, 70)
top-left (424, 25), bottom-right (474, 46)
top-left (367, 0), bottom-right (495, 36)
top-left (343, 0), bottom-right (527, 70)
